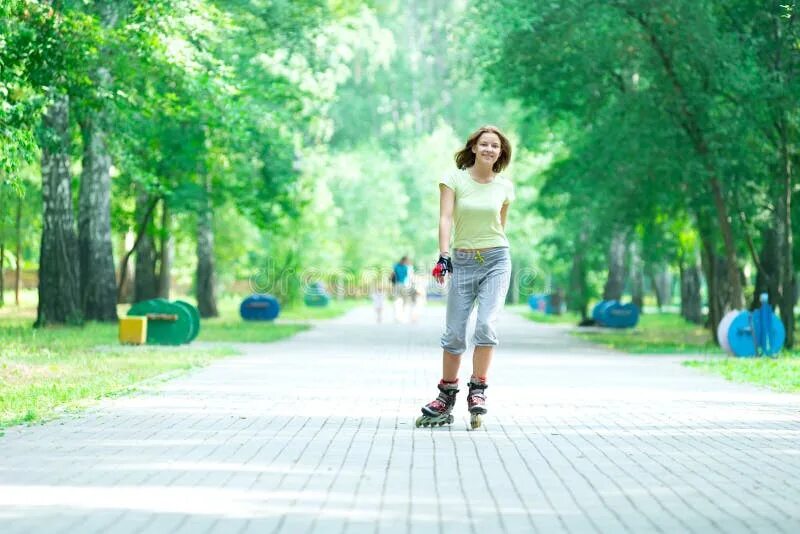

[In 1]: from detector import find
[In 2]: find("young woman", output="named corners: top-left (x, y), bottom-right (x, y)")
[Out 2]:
top-left (416, 125), bottom-right (514, 429)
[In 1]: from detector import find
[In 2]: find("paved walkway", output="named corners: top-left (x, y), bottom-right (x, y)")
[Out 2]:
top-left (1, 304), bottom-right (800, 533)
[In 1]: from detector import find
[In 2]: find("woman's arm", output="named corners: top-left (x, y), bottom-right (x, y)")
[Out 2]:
top-left (500, 202), bottom-right (510, 229)
top-left (439, 184), bottom-right (455, 255)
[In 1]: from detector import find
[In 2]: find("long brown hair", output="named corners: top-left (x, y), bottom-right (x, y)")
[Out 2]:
top-left (454, 125), bottom-right (512, 172)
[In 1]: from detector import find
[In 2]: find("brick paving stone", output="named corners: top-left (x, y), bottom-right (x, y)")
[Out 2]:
top-left (1, 304), bottom-right (799, 533)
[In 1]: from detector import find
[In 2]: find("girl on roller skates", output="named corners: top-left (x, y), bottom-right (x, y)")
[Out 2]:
top-left (416, 125), bottom-right (514, 430)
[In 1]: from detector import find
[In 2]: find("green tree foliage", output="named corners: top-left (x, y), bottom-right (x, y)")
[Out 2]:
top-left (468, 0), bottom-right (798, 344)
top-left (7, 0), bottom-right (794, 343)
top-left (0, 1), bottom-right (95, 183)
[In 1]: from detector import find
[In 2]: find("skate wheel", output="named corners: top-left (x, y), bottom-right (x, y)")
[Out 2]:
top-left (470, 415), bottom-right (482, 429)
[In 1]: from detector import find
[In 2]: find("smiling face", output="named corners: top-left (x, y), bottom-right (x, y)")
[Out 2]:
top-left (454, 125), bottom-right (513, 172)
top-left (471, 132), bottom-right (502, 168)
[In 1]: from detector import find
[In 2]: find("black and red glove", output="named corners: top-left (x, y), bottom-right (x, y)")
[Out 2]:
top-left (432, 255), bottom-right (453, 283)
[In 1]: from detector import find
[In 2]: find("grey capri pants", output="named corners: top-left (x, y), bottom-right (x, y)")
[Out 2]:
top-left (440, 247), bottom-right (512, 355)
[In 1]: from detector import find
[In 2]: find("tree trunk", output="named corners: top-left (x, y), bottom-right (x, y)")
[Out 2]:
top-left (777, 129), bottom-right (794, 348)
top-left (751, 227), bottom-right (779, 310)
top-left (158, 199), bottom-right (173, 299)
top-left (15, 194), bottom-right (21, 305)
top-left (196, 175), bottom-right (218, 317)
top-left (78, 1), bottom-right (122, 318)
top-left (707, 176), bottom-right (744, 310)
top-left (78, 111), bottom-right (118, 321)
top-left (550, 287), bottom-right (564, 316)
top-left (680, 255), bottom-right (703, 325)
top-left (629, 239), bottom-right (644, 311)
top-left (700, 241), bottom-right (718, 340)
top-left (36, 95), bottom-right (82, 326)
top-left (602, 231), bottom-right (627, 301)
top-left (134, 190), bottom-right (158, 302)
top-left (117, 233), bottom-right (134, 303)
top-left (568, 230), bottom-right (590, 319)
top-left (649, 265), bottom-right (672, 311)
top-left (701, 237), bottom-right (743, 342)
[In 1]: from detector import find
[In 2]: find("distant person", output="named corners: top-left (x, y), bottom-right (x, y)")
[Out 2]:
top-left (416, 125), bottom-right (515, 430)
top-left (391, 256), bottom-right (414, 323)
top-left (410, 276), bottom-right (427, 323)
top-left (371, 284), bottom-right (386, 323)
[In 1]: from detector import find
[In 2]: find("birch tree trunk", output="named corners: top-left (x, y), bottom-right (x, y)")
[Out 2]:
top-left (78, 107), bottom-right (118, 320)
top-left (36, 95), bottom-right (82, 326)
top-left (78, 1), bottom-right (121, 320)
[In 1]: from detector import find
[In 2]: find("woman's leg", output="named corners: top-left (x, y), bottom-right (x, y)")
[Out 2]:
top-left (471, 346), bottom-right (493, 379)
top-left (442, 349), bottom-right (462, 382)
top-left (471, 249), bottom-right (511, 379)
top-left (440, 253), bottom-right (478, 381)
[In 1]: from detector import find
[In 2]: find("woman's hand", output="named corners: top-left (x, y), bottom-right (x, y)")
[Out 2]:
top-left (432, 255), bottom-right (453, 283)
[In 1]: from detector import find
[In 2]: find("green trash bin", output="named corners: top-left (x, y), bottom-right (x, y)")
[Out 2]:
top-left (173, 300), bottom-right (201, 342)
top-left (128, 299), bottom-right (193, 345)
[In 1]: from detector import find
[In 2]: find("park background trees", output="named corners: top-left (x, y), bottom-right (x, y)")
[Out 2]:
top-left (0, 0), bottom-right (797, 347)
top-left (468, 0), bottom-right (798, 346)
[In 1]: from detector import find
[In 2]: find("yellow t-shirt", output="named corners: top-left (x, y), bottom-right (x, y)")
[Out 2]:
top-left (440, 169), bottom-right (515, 249)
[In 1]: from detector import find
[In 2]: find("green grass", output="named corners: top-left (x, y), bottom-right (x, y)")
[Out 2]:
top-left (571, 313), bottom-right (721, 354)
top-left (198, 319), bottom-right (310, 343)
top-left (553, 307), bottom-right (800, 393)
top-left (0, 319), bottom-right (238, 428)
top-left (520, 309), bottom-right (582, 325)
top-left (516, 305), bottom-right (719, 353)
top-left (0, 294), bottom-right (361, 428)
top-left (209, 293), bottom-right (364, 322)
top-left (196, 296), bottom-right (361, 341)
top-left (684, 352), bottom-right (800, 393)
top-left (280, 298), bottom-right (364, 321)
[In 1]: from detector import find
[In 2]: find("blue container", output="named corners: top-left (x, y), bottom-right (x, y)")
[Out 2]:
top-left (600, 302), bottom-right (639, 328)
top-left (726, 294), bottom-right (785, 357)
top-left (304, 282), bottom-right (330, 307)
top-left (592, 300), bottom-right (639, 328)
top-left (592, 301), bottom-right (614, 322)
top-left (528, 294), bottom-right (552, 313)
top-left (240, 294), bottom-right (280, 321)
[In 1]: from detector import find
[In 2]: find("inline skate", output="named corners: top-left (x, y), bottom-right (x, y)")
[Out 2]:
top-left (415, 380), bottom-right (459, 427)
top-left (467, 379), bottom-right (488, 429)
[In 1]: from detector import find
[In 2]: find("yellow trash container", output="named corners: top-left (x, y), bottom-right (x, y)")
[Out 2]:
top-left (119, 316), bottom-right (147, 345)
